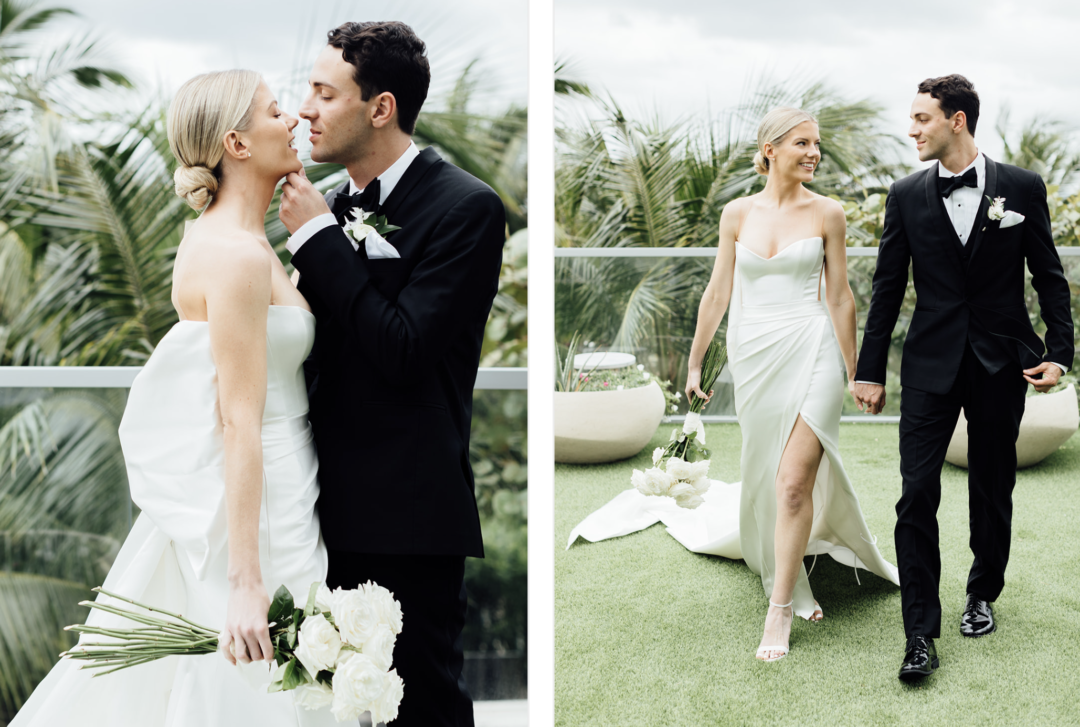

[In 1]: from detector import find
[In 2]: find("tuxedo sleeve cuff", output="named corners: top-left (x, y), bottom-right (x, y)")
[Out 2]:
top-left (855, 380), bottom-right (884, 386)
top-left (1050, 362), bottom-right (1069, 375)
top-left (286, 213), bottom-right (341, 255)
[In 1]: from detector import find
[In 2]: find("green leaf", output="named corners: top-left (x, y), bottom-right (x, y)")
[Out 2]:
top-left (281, 658), bottom-right (307, 691)
top-left (304, 581), bottom-right (320, 617)
top-left (267, 585), bottom-right (294, 625)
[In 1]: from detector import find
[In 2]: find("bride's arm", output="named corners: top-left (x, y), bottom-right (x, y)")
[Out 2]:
top-left (685, 202), bottom-right (738, 400)
top-left (821, 200), bottom-right (858, 388)
top-left (204, 240), bottom-right (274, 665)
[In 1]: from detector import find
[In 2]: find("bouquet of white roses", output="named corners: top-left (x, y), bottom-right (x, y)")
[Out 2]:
top-left (631, 340), bottom-right (727, 509)
top-left (61, 581), bottom-right (404, 724)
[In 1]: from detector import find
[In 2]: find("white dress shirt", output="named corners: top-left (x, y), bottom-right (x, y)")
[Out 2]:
top-left (939, 151), bottom-right (984, 246)
top-left (286, 141), bottom-right (420, 254)
top-left (857, 151), bottom-right (1066, 384)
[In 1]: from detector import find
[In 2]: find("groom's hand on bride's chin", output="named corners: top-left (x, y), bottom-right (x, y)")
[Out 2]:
top-left (279, 170), bottom-right (331, 235)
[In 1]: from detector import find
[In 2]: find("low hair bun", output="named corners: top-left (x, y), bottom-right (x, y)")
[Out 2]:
top-left (752, 151), bottom-right (769, 176)
top-left (173, 164), bottom-right (219, 210)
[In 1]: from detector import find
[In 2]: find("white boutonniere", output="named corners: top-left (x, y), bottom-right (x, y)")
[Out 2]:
top-left (342, 208), bottom-right (401, 246)
top-left (985, 195), bottom-right (1025, 229)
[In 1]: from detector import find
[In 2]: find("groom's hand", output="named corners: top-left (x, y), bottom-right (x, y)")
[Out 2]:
top-left (854, 382), bottom-right (886, 415)
top-left (1023, 362), bottom-right (1063, 393)
top-left (279, 167), bottom-right (331, 235)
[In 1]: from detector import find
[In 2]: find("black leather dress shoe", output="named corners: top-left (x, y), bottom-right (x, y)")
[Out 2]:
top-left (898, 635), bottom-right (938, 683)
top-left (960, 594), bottom-right (996, 637)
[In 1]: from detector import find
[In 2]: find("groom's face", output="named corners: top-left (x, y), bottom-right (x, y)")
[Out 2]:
top-left (909, 93), bottom-right (958, 163)
top-left (299, 45), bottom-right (372, 166)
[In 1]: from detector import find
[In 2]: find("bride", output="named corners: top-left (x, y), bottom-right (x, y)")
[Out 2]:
top-left (13, 71), bottom-right (336, 724)
top-left (567, 107), bottom-right (899, 663)
top-left (687, 107), bottom-right (898, 661)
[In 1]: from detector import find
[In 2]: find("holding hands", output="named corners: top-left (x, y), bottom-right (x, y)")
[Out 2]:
top-left (853, 382), bottom-right (886, 415)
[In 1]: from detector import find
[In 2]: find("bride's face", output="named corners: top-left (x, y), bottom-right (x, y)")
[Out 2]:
top-left (242, 82), bottom-right (302, 179)
top-left (767, 121), bottom-right (820, 183)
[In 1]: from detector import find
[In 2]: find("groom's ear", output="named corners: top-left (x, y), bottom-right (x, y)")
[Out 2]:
top-left (369, 90), bottom-right (399, 130)
top-left (951, 110), bottom-right (970, 136)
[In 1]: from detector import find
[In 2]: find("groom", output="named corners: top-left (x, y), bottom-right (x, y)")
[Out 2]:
top-left (279, 21), bottom-right (505, 725)
top-left (854, 75), bottom-right (1073, 683)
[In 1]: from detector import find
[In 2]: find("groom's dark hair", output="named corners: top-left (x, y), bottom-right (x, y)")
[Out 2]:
top-left (327, 21), bottom-right (430, 135)
top-left (917, 74), bottom-right (980, 136)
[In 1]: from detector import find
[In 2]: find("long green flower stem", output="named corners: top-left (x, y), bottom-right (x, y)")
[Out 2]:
top-left (662, 341), bottom-right (728, 462)
top-left (60, 586), bottom-right (227, 675)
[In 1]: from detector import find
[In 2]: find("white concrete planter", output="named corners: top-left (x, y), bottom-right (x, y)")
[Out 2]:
top-left (554, 380), bottom-right (666, 464)
top-left (945, 384), bottom-right (1079, 469)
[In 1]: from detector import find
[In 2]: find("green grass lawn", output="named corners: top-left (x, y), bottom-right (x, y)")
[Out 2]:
top-left (556, 424), bottom-right (1080, 726)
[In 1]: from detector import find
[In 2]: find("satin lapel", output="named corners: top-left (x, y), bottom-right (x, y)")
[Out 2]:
top-left (380, 146), bottom-right (442, 221)
top-left (324, 179), bottom-right (349, 208)
top-left (965, 156), bottom-right (997, 266)
top-left (923, 164), bottom-right (966, 273)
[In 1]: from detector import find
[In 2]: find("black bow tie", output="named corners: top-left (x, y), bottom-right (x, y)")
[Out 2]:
top-left (938, 166), bottom-right (978, 198)
top-left (331, 178), bottom-right (381, 225)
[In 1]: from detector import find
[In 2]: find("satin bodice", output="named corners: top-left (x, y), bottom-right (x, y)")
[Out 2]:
top-left (117, 305), bottom-right (317, 579)
top-left (735, 236), bottom-right (824, 307)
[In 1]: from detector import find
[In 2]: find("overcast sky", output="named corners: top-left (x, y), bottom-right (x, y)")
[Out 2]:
top-left (53, 0), bottom-right (526, 125)
top-left (555, 0), bottom-right (1080, 165)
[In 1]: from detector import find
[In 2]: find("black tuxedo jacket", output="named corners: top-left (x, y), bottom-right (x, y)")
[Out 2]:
top-left (856, 156), bottom-right (1073, 395)
top-left (291, 147), bottom-right (505, 557)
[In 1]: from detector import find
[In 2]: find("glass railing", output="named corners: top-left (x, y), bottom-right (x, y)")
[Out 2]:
top-left (556, 247), bottom-right (1080, 418)
top-left (0, 371), bottom-right (527, 712)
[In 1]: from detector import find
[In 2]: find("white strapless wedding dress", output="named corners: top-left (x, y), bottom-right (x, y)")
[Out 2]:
top-left (567, 237), bottom-right (900, 620)
top-left (12, 305), bottom-right (337, 726)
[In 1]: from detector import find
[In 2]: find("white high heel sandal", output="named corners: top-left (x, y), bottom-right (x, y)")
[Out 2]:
top-left (756, 600), bottom-right (793, 662)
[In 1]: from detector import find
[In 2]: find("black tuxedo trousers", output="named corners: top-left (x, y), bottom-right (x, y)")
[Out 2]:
top-left (327, 552), bottom-right (472, 727)
top-left (896, 343), bottom-right (1026, 639)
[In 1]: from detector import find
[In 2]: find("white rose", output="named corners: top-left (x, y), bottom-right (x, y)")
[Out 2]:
top-left (292, 680), bottom-right (335, 710)
top-left (362, 623), bottom-right (397, 672)
top-left (362, 581), bottom-right (404, 635)
top-left (315, 583), bottom-right (334, 613)
top-left (651, 447), bottom-right (664, 466)
top-left (687, 459), bottom-right (710, 483)
top-left (295, 613), bottom-right (343, 678)
top-left (370, 669), bottom-right (405, 726)
top-left (637, 364), bottom-right (644, 371)
top-left (665, 457), bottom-right (691, 481)
top-left (675, 493), bottom-right (704, 509)
top-left (331, 653), bottom-right (387, 722)
top-left (642, 467), bottom-right (673, 497)
top-left (631, 468), bottom-right (648, 494)
top-left (344, 220), bottom-right (376, 242)
top-left (668, 479), bottom-right (695, 501)
top-left (331, 588), bottom-right (380, 647)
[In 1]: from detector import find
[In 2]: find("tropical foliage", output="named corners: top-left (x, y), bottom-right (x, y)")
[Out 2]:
top-left (0, 4), bottom-right (528, 718)
top-left (555, 74), bottom-right (1080, 416)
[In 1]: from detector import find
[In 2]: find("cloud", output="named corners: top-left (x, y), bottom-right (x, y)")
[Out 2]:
top-left (556, 0), bottom-right (1080, 165)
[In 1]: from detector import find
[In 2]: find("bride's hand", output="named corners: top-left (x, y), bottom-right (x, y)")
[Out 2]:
top-left (220, 581), bottom-right (273, 665)
top-left (685, 367), bottom-right (710, 403)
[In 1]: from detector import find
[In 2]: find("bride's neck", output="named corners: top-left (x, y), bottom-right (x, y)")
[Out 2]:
top-left (204, 172), bottom-right (278, 236)
top-left (761, 174), bottom-right (806, 206)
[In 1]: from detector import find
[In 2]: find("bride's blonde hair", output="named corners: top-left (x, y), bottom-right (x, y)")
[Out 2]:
top-left (753, 107), bottom-right (817, 176)
top-left (167, 70), bottom-right (262, 210)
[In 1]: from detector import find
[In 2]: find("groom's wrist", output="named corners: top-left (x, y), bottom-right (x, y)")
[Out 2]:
top-left (286, 213), bottom-right (338, 255)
